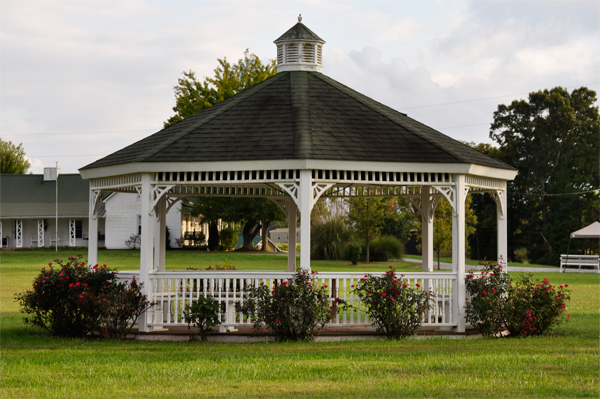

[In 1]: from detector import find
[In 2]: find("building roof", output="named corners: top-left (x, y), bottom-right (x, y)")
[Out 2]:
top-left (0, 174), bottom-right (100, 219)
top-left (274, 21), bottom-right (324, 42)
top-left (81, 71), bottom-right (515, 171)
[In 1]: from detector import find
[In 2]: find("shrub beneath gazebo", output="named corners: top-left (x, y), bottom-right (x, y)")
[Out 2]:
top-left (237, 270), bottom-right (344, 341)
top-left (353, 267), bottom-right (432, 339)
top-left (15, 256), bottom-right (151, 339)
top-left (465, 262), bottom-right (571, 337)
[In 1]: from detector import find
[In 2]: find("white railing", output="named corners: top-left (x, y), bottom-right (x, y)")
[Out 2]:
top-left (116, 271), bottom-right (457, 329)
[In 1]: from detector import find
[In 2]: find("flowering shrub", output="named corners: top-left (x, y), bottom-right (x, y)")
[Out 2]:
top-left (15, 256), bottom-right (117, 337)
top-left (465, 261), bottom-right (571, 337)
top-left (96, 277), bottom-right (152, 340)
top-left (237, 269), bottom-right (344, 341)
top-left (354, 266), bottom-right (432, 339)
top-left (183, 296), bottom-right (221, 341)
top-left (464, 261), bottom-right (511, 337)
top-left (125, 234), bottom-right (140, 249)
top-left (15, 256), bottom-right (151, 339)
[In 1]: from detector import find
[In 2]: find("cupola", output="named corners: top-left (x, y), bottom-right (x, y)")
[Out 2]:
top-left (274, 15), bottom-right (325, 73)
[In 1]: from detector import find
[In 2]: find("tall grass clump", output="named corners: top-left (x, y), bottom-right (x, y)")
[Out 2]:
top-left (360, 235), bottom-right (404, 262)
top-left (311, 214), bottom-right (351, 260)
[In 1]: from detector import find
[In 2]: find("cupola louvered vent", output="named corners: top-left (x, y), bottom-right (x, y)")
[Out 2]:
top-left (274, 15), bottom-right (325, 73)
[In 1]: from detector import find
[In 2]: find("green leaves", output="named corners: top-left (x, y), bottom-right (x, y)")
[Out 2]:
top-left (0, 139), bottom-right (30, 174)
top-left (164, 50), bottom-right (276, 128)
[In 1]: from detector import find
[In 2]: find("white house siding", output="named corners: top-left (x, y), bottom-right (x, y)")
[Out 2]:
top-left (269, 228), bottom-right (301, 244)
top-left (104, 193), bottom-right (181, 249)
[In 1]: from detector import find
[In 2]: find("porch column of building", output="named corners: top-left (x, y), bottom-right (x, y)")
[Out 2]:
top-left (138, 173), bottom-right (154, 332)
top-left (452, 175), bottom-right (467, 333)
top-left (88, 186), bottom-right (99, 267)
top-left (154, 195), bottom-right (167, 272)
top-left (287, 197), bottom-right (297, 272)
top-left (420, 186), bottom-right (434, 272)
top-left (299, 170), bottom-right (312, 272)
top-left (497, 183), bottom-right (508, 269)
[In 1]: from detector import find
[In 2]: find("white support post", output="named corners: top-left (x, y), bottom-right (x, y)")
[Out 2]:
top-left (154, 195), bottom-right (167, 272)
top-left (497, 184), bottom-right (508, 270)
top-left (69, 219), bottom-right (76, 247)
top-left (138, 174), bottom-right (154, 332)
top-left (299, 170), bottom-right (312, 272)
top-left (287, 197), bottom-right (298, 272)
top-left (88, 189), bottom-right (99, 268)
top-left (452, 175), bottom-right (467, 332)
top-left (15, 219), bottom-right (22, 248)
top-left (0, 220), bottom-right (3, 247)
top-left (421, 187), bottom-right (433, 272)
top-left (37, 219), bottom-right (44, 247)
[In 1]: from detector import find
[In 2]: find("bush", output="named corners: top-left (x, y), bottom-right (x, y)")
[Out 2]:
top-left (354, 266), bottom-right (432, 339)
top-left (465, 261), bottom-right (571, 337)
top-left (15, 256), bottom-right (151, 339)
top-left (311, 216), bottom-right (351, 260)
top-left (183, 296), bottom-right (221, 341)
top-left (96, 277), bottom-right (152, 340)
top-left (359, 235), bottom-right (404, 262)
top-left (125, 234), bottom-right (140, 249)
top-left (15, 256), bottom-right (117, 337)
top-left (343, 242), bottom-right (362, 265)
top-left (237, 270), bottom-right (344, 341)
top-left (219, 227), bottom-right (239, 251)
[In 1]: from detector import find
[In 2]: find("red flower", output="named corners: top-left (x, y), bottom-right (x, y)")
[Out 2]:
top-left (567, 314), bottom-right (571, 317)
top-left (69, 283), bottom-right (74, 288)
top-left (381, 292), bottom-right (386, 297)
top-left (403, 284), bottom-right (408, 288)
top-left (565, 284), bottom-right (569, 287)
top-left (351, 285), bottom-right (355, 288)
top-left (79, 294), bottom-right (84, 298)
top-left (323, 285), bottom-right (328, 288)
top-left (83, 283), bottom-right (88, 287)
top-left (389, 265), bottom-right (393, 269)
top-left (271, 290), bottom-right (274, 294)
top-left (282, 281), bottom-right (288, 286)
top-left (48, 263), bottom-right (52, 266)
top-left (391, 298), bottom-right (395, 302)
top-left (416, 283), bottom-right (420, 288)
top-left (482, 291), bottom-right (487, 295)
top-left (92, 264), bottom-right (98, 270)
top-left (275, 318), bottom-right (279, 322)
top-left (561, 304), bottom-right (565, 309)
top-left (76, 282), bottom-right (81, 286)
top-left (491, 288), bottom-right (496, 292)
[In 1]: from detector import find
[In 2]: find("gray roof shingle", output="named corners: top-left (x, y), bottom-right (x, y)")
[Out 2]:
top-left (81, 71), bottom-right (515, 171)
top-left (0, 174), bottom-right (97, 218)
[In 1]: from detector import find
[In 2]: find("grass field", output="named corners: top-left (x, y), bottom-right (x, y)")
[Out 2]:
top-left (1, 249), bottom-right (598, 398)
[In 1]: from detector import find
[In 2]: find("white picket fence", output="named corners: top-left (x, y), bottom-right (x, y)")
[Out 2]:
top-left (116, 271), bottom-right (457, 329)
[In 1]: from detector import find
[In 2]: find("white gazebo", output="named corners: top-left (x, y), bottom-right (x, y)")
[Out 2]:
top-left (79, 17), bottom-right (517, 333)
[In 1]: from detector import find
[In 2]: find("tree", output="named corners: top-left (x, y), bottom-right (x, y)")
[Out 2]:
top-left (167, 50), bottom-right (278, 250)
top-left (164, 50), bottom-right (276, 127)
top-left (490, 87), bottom-right (599, 265)
top-left (1, 139), bottom-right (31, 174)
top-left (347, 198), bottom-right (389, 263)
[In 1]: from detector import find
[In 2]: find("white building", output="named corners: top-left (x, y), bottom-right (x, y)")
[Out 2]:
top-left (269, 227), bottom-right (301, 244)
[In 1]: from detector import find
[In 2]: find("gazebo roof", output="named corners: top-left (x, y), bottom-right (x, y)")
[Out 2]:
top-left (81, 71), bottom-right (514, 172)
top-left (274, 20), bottom-right (324, 43)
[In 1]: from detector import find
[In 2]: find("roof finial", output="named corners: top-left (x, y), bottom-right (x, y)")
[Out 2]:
top-left (298, 14), bottom-right (302, 23)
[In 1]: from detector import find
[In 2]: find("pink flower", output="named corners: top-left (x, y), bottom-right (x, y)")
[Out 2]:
top-left (79, 294), bottom-right (84, 298)
top-left (391, 298), bottom-right (395, 302)
top-left (48, 263), bottom-right (52, 266)
top-left (567, 314), bottom-right (571, 318)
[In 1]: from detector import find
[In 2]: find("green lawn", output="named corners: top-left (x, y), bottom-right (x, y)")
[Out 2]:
top-left (1, 249), bottom-right (598, 398)
top-left (403, 254), bottom-right (558, 269)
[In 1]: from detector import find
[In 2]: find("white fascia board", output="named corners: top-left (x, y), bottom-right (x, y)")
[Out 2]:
top-left (465, 164), bottom-right (518, 181)
top-left (0, 215), bottom-right (88, 220)
top-left (80, 160), bottom-right (517, 180)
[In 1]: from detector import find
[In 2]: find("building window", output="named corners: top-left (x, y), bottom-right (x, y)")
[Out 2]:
top-left (137, 215), bottom-right (142, 235)
top-left (75, 220), bottom-right (83, 239)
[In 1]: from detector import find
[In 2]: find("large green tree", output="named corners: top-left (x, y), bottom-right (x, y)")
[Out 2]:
top-left (347, 198), bottom-right (390, 263)
top-left (490, 86), bottom-right (599, 265)
top-left (167, 50), bottom-right (278, 249)
top-left (164, 50), bottom-right (276, 127)
top-left (1, 139), bottom-right (31, 174)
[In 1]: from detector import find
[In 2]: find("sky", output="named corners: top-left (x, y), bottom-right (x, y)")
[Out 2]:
top-left (1, 0), bottom-right (599, 174)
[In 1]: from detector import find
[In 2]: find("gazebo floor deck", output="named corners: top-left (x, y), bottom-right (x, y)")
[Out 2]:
top-left (127, 325), bottom-right (482, 342)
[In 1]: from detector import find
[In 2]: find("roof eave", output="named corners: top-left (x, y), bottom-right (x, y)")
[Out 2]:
top-left (79, 159), bottom-right (517, 181)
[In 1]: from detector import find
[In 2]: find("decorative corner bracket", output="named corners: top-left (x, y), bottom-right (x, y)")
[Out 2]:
top-left (90, 189), bottom-right (103, 220)
top-left (149, 185), bottom-right (175, 216)
top-left (491, 190), bottom-right (506, 220)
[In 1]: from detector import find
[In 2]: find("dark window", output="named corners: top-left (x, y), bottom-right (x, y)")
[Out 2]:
top-left (75, 220), bottom-right (83, 239)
